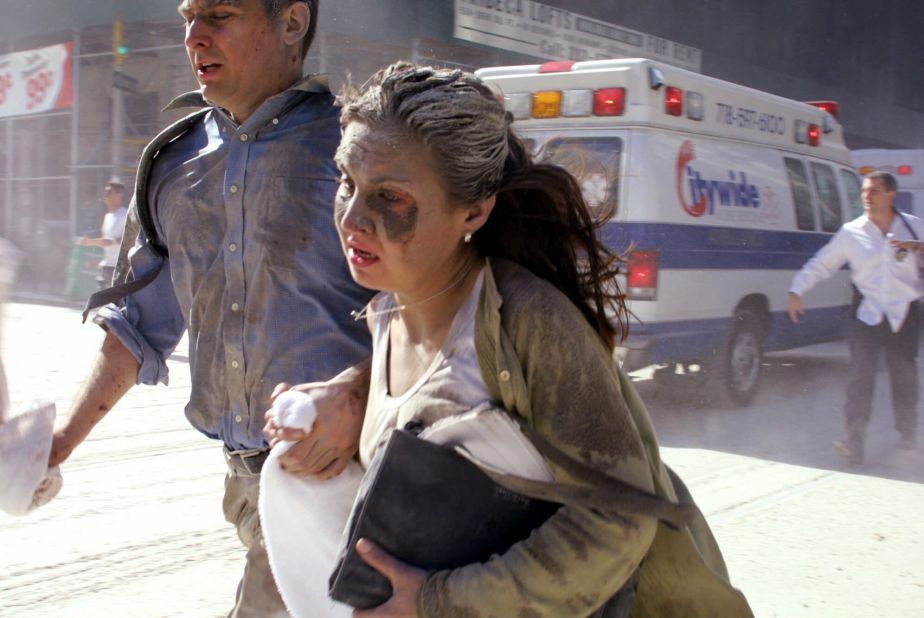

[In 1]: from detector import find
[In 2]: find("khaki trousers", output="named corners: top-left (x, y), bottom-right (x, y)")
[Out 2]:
top-left (222, 464), bottom-right (289, 618)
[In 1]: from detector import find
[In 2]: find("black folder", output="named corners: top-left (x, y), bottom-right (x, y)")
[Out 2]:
top-left (328, 428), bottom-right (561, 609)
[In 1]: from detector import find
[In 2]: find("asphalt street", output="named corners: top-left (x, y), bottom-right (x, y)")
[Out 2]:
top-left (0, 301), bottom-right (922, 617)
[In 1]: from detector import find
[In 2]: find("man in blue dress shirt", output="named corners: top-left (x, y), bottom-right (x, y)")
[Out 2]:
top-left (49, 2), bottom-right (372, 614)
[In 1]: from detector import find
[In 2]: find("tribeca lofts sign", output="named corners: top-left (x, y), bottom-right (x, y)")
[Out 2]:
top-left (454, 0), bottom-right (701, 72)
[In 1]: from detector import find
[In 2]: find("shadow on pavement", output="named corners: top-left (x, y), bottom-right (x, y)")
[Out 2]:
top-left (635, 347), bottom-right (924, 486)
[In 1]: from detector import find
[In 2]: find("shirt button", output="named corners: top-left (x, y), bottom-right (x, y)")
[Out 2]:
top-left (231, 360), bottom-right (240, 369)
top-left (229, 243), bottom-right (238, 252)
top-left (499, 370), bottom-right (511, 382)
top-left (240, 133), bottom-right (249, 142)
top-left (235, 415), bottom-right (243, 423)
top-left (272, 118), bottom-right (279, 125)
top-left (231, 302), bottom-right (240, 312)
top-left (229, 184), bottom-right (239, 194)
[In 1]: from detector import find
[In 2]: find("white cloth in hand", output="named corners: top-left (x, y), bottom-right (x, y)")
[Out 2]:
top-left (0, 401), bottom-right (63, 516)
top-left (259, 390), bottom-right (362, 618)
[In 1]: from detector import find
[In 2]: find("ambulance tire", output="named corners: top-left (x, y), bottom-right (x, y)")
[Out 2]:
top-left (706, 310), bottom-right (764, 407)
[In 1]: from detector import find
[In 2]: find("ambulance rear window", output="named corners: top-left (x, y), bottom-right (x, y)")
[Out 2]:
top-left (535, 136), bottom-right (622, 216)
top-left (784, 157), bottom-right (816, 231)
top-left (810, 163), bottom-right (843, 233)
top-left (841, 170), bottom-right (863, 219)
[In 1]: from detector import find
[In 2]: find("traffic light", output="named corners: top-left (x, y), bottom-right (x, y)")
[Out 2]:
top-left (113, 18), bottom-right (128, 65)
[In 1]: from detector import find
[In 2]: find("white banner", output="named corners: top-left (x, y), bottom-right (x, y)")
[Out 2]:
top-left (454, 0), bottom-right (701, 72)
top-left (0, 43), bottom-right (74, 119)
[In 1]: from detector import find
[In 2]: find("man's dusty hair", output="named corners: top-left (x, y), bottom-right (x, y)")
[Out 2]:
top-left (263, 0), bottom-right (319, 60)
top-left (867, 170), bottom-right (898, 193)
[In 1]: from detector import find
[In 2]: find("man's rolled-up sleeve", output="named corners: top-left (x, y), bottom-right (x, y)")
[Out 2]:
top-left (94, 239), bottom-right (185, 386)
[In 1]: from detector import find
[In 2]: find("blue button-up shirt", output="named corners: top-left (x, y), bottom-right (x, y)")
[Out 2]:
top-left (98, 76), bottom-right (373, 450)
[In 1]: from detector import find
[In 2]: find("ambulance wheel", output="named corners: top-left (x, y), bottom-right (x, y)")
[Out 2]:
top-left (708, 311), bottom-right (764, 407)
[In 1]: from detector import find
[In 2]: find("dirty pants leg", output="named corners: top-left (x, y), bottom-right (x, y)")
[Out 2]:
top-left (843, 318), bottom-right (883, 451)
top-left (223, 466), bottom-right (289, 618)
top-left (884, 302), bottom-right (919, 440)
top-left (844, 306), bottom-right (920, 450)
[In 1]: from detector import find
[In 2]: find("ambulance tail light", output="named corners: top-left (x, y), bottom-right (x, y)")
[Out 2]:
top-left (593, 87), bottom-right (626, 116)
top-left (505, 93), bottom-right (533, 120)
top-left (807, 123), bottom-right (821, 146)
top-left (665, 86), bottom-right (683, 116)
top-left (627, 249), bottom-right (659, 300)
top-left (794, 120), bottom-right (821, 146)
top-left (562, 89), bottom-right (594, 117)
top-left (859, 164), bottom-right (913, 176)
top-left (686, 91), bottom-right (704, 120)
top-left (532, 90), bottom-right (562, 118)
top-left (806, 100), bottom-right (840, 118)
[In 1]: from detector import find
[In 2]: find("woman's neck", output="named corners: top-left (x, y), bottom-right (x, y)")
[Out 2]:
top-left (393, 255), bottom-right (483, 345)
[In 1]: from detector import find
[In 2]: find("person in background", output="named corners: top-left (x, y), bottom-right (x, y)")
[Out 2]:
top-left (77, 179), bottom-right (128, 290)
top-left (49, 1), bottom-right (372, 615)
top-left (789, 171), bottom-right (922, 465)
top-left (307, 61), bottom-right (752, 617)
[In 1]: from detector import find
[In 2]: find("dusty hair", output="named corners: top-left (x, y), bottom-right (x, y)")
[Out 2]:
top-left (866, 170), bottom-right (898, 193)
top-left (338, 62), bottom-right (629, 349)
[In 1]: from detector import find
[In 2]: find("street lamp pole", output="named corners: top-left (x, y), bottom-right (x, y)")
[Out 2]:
top-left (111, 18), bottom-right (125, 182)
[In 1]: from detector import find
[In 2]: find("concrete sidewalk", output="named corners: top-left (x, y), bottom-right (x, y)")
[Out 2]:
top-left (0, 302), bottom-right (922, 617)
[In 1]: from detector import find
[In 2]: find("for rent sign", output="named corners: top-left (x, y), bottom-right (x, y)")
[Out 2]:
top-left (0, 43), bottom-right (74, 119)
top-left (454, 0), bottom-right (701, 72)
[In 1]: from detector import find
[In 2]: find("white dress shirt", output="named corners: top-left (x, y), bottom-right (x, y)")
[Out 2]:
top-left (99, 206), bottom-right (127, 268)
top-left (790, 212), bottom-right (924, 332)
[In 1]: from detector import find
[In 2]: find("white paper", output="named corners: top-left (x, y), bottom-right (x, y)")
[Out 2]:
top-left (0, 401), bottom-right (63, 516)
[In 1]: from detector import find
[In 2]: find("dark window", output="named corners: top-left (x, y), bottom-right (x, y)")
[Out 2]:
top-left (535, 136), bottom-right (622, 217)
top-left (810, 162), bottom-right (843, 232)
top-left (841, 170), bottom-right (864, 219)
top-left (785, 157), bottom-right (815, 231)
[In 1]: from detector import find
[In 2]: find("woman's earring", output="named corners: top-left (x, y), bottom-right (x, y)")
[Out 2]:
top-left (464, 232), bottom-right (473, 244)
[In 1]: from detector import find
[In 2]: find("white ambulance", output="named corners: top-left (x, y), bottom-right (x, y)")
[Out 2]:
top-left (852, 149), bottom-right (924, 218)
top-left (477, 58), bottom-right (863, 406)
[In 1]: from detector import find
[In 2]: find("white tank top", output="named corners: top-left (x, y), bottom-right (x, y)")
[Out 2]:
top-left (358, 268), bottom-right (492, 468)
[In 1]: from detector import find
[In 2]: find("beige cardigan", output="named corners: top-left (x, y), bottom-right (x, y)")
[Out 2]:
top-left (416, 258), bottom-right (752, 617)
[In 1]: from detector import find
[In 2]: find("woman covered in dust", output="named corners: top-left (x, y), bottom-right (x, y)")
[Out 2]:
top-left (322, 62), bottom-right (752, 617)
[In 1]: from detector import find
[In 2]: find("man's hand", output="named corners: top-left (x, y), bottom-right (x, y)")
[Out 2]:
top-left (352, 539), bottom-right (426, 618)
top-left (263, 358), bottom-right (371, 480)
top-left (49, 427), bottom-right (80, 468)
top-left (787, 292), bottom-right (804, 323)
top-left (890, 238), bottom-right (924, 253)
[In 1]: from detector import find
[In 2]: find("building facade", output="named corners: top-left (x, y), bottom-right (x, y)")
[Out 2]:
top-left (0, 0), bottom-right (921, 299)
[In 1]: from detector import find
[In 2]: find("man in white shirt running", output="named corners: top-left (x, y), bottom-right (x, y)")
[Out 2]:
top-left (77, 179), bottom-right (128, 290)
top-left (788, 171), bottom-right (922, 465)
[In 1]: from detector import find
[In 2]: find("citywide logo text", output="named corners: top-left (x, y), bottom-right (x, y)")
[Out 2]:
top-left (675, 140), bottom-right (761, 217)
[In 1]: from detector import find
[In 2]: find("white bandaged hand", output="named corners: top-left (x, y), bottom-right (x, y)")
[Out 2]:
top-left (271, 390), bottom-right (318, 433)
top-left (260, 389), bottom-right (362, 618)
